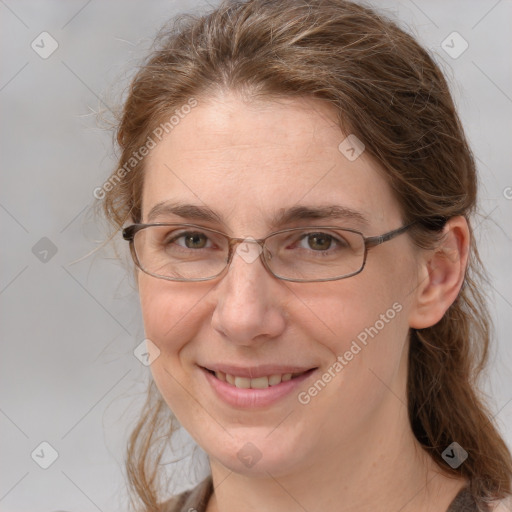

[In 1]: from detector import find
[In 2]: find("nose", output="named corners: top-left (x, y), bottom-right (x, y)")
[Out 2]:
top-left (210, 241), bottom-right (286, 346)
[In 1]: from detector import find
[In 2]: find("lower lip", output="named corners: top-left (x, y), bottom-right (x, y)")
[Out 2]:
top-left (200, 366), bottom-right (317, 408)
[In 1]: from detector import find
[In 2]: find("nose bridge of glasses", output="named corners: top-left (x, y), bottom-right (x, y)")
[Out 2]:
top-left (226, 236), bottom-right (267, 263)
top-left (228, 236), bottom-right (265, 247)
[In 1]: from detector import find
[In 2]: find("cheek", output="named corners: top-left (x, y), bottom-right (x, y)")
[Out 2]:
top-left (303, 253), bottom-right (414, 378)
top-left (297, 280), bottom-right (410, 429)
top-left (137, 275), bottom-right (199, 354)
top-left (302, 274), bottom-right (406, 344)
top-left (137, 275), bottom-right (205, 415)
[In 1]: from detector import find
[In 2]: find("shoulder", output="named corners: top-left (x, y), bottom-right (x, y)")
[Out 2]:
top-left (447, 487), bottom-right (512, 512)
top-left (446, 487), bottom-right (479, 511)
top-left (159, 476), bottom-right (213, 512)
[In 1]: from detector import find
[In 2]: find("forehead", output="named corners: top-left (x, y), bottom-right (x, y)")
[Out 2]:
top-left (141, 93), bottom-right (401, 234)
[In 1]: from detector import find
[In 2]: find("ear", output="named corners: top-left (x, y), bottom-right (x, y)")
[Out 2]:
top-left (408, 216), bottom-right (470, 329)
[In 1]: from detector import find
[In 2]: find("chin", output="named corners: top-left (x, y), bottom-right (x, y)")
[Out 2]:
top-left (205, 429), bottom-right (308, 478)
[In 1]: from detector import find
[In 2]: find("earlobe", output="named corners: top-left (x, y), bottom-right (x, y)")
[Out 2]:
top-left (408, 216), bottom-right (470, 329)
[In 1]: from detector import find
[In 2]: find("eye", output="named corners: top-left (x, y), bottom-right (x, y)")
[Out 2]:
top-left (301, 233), bottom-right (333, 251)
top-left (296, 231), bottom-right (350, 252)
top-left (171, 231), bottom-right (211, 249)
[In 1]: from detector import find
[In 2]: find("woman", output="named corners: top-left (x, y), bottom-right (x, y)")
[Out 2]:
top-left (98, 0), bottom-right (512, 510)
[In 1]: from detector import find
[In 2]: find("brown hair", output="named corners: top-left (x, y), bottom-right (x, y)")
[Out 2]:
top-left (98, 0), bottom-right (512, 509)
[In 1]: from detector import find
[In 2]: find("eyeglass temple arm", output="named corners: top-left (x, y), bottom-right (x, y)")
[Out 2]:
top-left (122, 225), bottom-right (136, 241)
top-left (364, 223), bottom-right (414, 248)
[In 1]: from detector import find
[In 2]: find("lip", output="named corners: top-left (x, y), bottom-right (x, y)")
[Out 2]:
top-left (199, 365), bottom-right (317, 408)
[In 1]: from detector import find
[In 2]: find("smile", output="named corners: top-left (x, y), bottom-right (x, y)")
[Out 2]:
top-left (200, 365), bottom-right (318, 408)
top-left (210, 369), bottom-right (308, 389)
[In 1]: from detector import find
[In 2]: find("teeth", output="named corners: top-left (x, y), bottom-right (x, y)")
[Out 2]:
top-left (268, 374), bottom-right (282, 386)
top-left (234, 376), bottom-right (251, 389)
top-left (213, 370), bottom-right (306, 389)
top-left (250, 376), bottom-right (269, 389)
top-left (215, 371), bottom-right (226, 382)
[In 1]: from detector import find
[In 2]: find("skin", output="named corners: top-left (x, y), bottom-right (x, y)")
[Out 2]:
top-left (137, 91), bottom-right (469, 511)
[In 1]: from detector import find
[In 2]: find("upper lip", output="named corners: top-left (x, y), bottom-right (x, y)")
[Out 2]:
top-left (200, 364), bottom-right (317, 379)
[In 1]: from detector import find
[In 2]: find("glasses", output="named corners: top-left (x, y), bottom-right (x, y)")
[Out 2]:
top-left (122, 222), bottom-right (414, 283)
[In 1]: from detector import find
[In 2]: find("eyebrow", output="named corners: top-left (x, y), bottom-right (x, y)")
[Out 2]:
top-left (146, 201), bottom-right (369, 229)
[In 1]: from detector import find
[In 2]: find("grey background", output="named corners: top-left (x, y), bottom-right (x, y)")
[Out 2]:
top-left (1, 1), bottom-right (511, 510)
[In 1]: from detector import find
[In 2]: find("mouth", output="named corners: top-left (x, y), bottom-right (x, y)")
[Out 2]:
top-left (199, 364), bottom-right (318, 408)
top-left (202, 367), bottom-right (316, 389)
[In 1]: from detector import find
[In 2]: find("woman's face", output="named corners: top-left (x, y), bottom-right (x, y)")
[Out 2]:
top-left (138, 92), bottom-right (420, 477)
